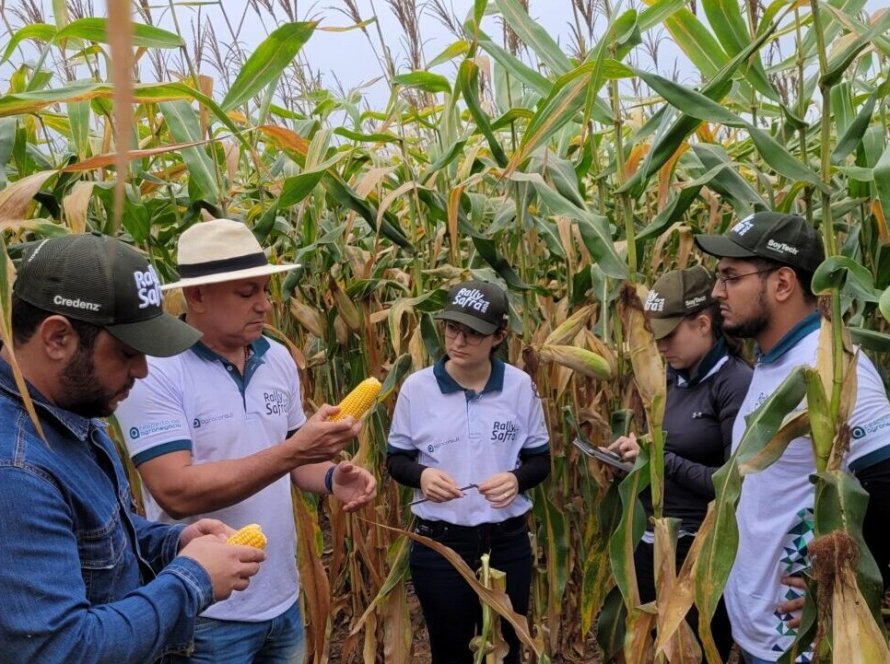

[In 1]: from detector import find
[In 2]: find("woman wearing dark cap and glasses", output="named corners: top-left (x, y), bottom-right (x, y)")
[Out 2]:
top-left (609, 266), bottom-right (752, 659)
top-left (386, 280), bottom-right (550, 664)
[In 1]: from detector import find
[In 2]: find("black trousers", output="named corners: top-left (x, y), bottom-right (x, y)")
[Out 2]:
top-left (635, 535), bottom-right (734, 662)
top-left (409, 515), bottom-right (532, 664)
top-left (854, 456), bottom-right (890, 589)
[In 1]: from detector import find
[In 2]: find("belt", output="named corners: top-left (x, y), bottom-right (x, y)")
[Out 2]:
top-left (414, 514), bottom-right (527, 539)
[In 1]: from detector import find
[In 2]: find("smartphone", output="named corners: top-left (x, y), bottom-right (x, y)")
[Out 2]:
top-left (572, 437), bottom-right (635, 473)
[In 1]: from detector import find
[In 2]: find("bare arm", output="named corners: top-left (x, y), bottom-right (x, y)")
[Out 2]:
top-left (137, 405), bottom-right (361, 519)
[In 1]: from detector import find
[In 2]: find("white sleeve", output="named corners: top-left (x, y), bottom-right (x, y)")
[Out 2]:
top-left (521, 375), bottom-right (549, 452)
top-left (284, 351), bottom-right (306, 433)
top-left (847, 350), bottom-right (890, 467)
top-left (387, 378), bottom-right (416, 452)
top-left (114, 359), bottom-right (192, 466)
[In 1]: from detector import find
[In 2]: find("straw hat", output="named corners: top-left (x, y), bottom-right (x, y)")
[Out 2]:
top-left (161, 218), bottom-right (299, 291)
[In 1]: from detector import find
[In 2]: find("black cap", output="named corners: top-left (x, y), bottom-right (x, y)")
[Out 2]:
top-left (694, 212), bottom-right (824, 273)
top-left (644, 266), bottom-right (715, 340)
top-left (13, 233), bottom-right (201, 357)
top-left (434, 280), bottom-right (509, 335)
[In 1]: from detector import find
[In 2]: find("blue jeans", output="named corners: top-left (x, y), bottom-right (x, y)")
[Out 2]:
top-left (175, 600), bottom-right (305, 664)
top-left (410, 515), bottom-right (532, 664)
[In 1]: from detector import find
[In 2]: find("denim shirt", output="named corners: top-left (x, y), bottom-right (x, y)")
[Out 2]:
top-left (0, 356), bottom-right (214, 663)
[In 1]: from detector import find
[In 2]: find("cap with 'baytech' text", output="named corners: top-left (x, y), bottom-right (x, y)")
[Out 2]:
top-left (644, 266), bottom-right (715, 340)
top-left (13, 233), bottom-right (200, 357)
top-left (434, 280), bottom-right (509, 335)
top-left (694, 212), bottom-right (824, 273)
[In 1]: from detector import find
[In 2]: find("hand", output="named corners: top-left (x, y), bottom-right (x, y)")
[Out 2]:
top-left (178, 534), bottom-right (265, 601)
top-left (179, 518), bottom-right (235, 549)
top-left (478, 472), bottom-right (519, 508)
top-left (608, 433), bottom-right (640, 462)
top-left (777, 575), bottom-right (807, 628)
top-left (285, 405), bottom-right (362, 466)
top-left (332, 462), bottom-right (377, 512)
top-left (419, 468), bottom-right (464, 503)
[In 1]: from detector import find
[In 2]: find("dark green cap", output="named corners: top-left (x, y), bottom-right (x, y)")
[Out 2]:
top-left (434, 279), bottom-right (509, 335)
top-left (694, 212), bottom-right (824, 273)
top-left (644, 266), bottom-right (714, 340)
top-left (13, 233), bottom-right (201, 357)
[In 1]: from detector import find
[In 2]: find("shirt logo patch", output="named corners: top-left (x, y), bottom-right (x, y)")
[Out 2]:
top-left (426, 436), bottom-right (459, 454)
top-left (192, 412), bottom-right (235, 429)
top-left (490, 420), bottom-right (518, 443)
top-left (852, 413), bottom-right (890, 439)
top-left (264, 390), bottom-right (289, 415)
top-left (128, 418), bottom-right (182, 440)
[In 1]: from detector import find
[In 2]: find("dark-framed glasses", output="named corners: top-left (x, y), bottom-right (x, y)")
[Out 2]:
top-left (442, 321), bottom-right (488, 346)
top-left (714, 267), bottom-right (776, 289)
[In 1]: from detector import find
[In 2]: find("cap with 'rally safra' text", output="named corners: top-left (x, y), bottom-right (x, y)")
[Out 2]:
top-left (13, 233), bottom-right (200, 357)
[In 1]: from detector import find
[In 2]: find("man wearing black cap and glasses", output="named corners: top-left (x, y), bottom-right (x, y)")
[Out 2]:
top-left (115, 219), bottom-right (377, 664)
top-left (695, 212), bottom-right (890, 664)
top-left (0, 233), bottom-right (265, 663)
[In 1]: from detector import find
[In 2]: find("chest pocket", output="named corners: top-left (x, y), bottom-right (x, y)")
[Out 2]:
top-left (77, 507), bottom-right (128, 605)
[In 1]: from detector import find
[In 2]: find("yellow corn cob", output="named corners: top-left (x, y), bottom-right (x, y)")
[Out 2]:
top-left (226, 524), bottom-right (267, 550)
top-left (331, 377), bottom-right (382, 422)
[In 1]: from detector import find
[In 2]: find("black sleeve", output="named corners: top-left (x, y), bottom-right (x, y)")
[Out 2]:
top-left (663, 451), bottom-right (718, 499)
top-left (510, 450), bottom-right (551, 493)
top-left (385, 449), bottom-right (428, 489)
top-left (716, 359), bottom-right (753, 461)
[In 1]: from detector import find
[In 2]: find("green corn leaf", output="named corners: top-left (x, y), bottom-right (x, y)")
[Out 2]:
top-left (457, 59), bottom-right (507, 167)
top-left (392, 71), bottom-right (452, 94)
top-left (158, 100), bottom-right (219, 205)
top-left (510, 172), bottom-right (627, 279)
top-left (428, 40), bottom-right (470, 67)
top-left (633, 69), bottom-right (746, 126)
top-left (692, 144), bottom-right (766, 213)
top-left (812, 255), bottom-right (881, 303)
top-left (748, 126), bottom-right (829, 192)
top-left (1, 24), bottom-right (57, 63)
top-left (608, 446), bottom-right (650, 610)
top-left (494, 0), bottom-right (572, 75)
top-left (658, 6), bottom-right (728, 79)
top-left (221, 22), bottom-right (316, 111)
top-left (56, 17), bottom-right (183, 48)
top-left (832, 91), bottom-right (877, 164)
top-left (873, 141), bottom-right (890, 235)
top-left (638, 0), bottom-right (686, 31)
top-left (474, 28), bottom-right (551, 96)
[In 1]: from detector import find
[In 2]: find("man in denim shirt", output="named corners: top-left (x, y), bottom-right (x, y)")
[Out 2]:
top-left (0, 233), bottom-right (266, 663)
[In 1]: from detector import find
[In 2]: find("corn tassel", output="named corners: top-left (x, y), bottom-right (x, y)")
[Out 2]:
top-left (227, 524), bottom-right (267, 550)
top-left (331, 377), bottom-right (381, 421)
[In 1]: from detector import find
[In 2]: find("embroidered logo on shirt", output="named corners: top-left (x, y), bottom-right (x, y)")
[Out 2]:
top-left (490, 420), bottom-right (518, 443)
top-left (851, 413), bottom-right (890, 439)
top-left (192, 412), bottom-right (235, 429)
top-left (263, 390), bottom-right (289, 415)
top-left (128, 418), bottom-right (182, 440)
top-left (427, 436), bottom-right (459, 454)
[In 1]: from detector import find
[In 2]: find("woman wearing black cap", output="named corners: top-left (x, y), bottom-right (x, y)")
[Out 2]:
top-left (386, 279), bottom-right (550, 664)
top-left (609, 265), bottom-right (752, 658)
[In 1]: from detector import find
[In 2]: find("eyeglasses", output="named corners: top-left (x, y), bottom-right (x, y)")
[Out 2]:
top-left (442, 321), bottom-right (488, 346)
top-left (714, 268), bottom-right (776, 289)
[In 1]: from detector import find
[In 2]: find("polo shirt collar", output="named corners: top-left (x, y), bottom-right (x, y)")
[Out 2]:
top-left (433, 355), bottom-right (505, 398)
top-left (756, 312), bottom-right (821, 365)
top-left (0, 353), bottom-right (93, 441)
top-left (190, 336), bottom-right (271, 392)
top-left (671, 337), bottom-right (728, 388)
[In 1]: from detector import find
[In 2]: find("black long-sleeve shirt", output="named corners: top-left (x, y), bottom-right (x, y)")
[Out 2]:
top-left (642, 340), bottom-right (752, 532)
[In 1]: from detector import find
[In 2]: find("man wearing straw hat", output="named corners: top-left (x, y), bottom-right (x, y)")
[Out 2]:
top-left (696, 211), bottom-right (890, 664)
top-left (0, 232), bottom-right (265, 662)
top-left (116, 219), bottom-right (376, 663)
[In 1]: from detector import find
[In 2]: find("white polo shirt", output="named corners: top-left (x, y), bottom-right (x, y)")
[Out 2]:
top-left (726, 313), bottom-right (890, 661)
top-left (115, 336), bottom-right (306, 622)
top-left (387, 357), bottom-right (549, 525)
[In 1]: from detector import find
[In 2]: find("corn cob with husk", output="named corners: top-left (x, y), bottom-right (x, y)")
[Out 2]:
top-left (330, 377), bottom-right (381, 422)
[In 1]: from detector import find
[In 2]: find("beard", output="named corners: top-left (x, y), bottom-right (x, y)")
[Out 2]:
top-left (58, 345), bottom-right (130, 418)
top-left (721, 289), bottom-right (770, 339)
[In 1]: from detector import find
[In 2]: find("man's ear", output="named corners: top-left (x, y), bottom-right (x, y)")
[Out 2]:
top-left (773, 266), bottom-right (798, 303)
top-left (38, 316), bottom-right (78, 361)
top-left (182, 286), bottom-right (204, 312)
